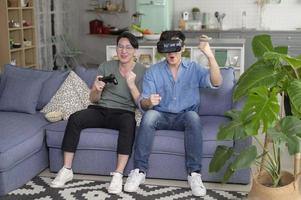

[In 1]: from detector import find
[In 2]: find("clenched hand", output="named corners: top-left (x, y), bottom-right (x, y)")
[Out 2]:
top-left (92, 76), bottom-right (106, 92)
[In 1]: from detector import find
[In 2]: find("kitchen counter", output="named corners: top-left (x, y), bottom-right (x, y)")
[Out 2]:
top-left (183, 29), bottom-right (301, 33)
top-left (139, 38), bottom-right (245, 48)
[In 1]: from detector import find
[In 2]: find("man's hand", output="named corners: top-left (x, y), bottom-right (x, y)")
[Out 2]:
top-left (199, 41), bottom-right (215, 59)
top-left (141, 94), bottom-right (162, 110)
top-left (149, 94), bottom-right (161, 107)
top-left (92, 76), bottom-right (106, 92)
top-left (125, 71), bottom-right (136, 90)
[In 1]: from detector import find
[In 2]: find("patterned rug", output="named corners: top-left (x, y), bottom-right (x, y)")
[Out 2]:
top-left (2, 176), bottom-right (247, 200)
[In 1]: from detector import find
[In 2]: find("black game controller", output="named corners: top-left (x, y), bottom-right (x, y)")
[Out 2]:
top-left (98, 74), bottom-right (118, 85)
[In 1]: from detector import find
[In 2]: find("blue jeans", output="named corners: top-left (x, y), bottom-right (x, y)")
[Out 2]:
top-left (134, 110), bottom-right (203, 174)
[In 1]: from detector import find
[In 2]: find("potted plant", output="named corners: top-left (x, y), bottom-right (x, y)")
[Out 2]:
top-left (191, 7), bottom-right (201, 21)
top-left (209, 34), bottom-right (301, 200)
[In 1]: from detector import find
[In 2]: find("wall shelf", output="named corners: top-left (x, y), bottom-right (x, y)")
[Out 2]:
top-left (86, 9), bottom-right (128, 14)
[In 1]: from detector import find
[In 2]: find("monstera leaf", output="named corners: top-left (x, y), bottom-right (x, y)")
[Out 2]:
top-left (252, 34), bottom-right (273, 58)
top-left (222, 145), bottom-right (257, 182)
top-left (209, 146), bottom-right (234, 173)
top-left (241, 86), bottom-right (279, 135)
top-left (234, 60), bottom-right (281, 101)
top-left (274, 46), bottom-right (288, 55)
top-left (217, 110), bottom-right (248, 140)
top-left (287, 80), bottom-right (301, 115)
top-left (268, 116), bottom-right (301, 155)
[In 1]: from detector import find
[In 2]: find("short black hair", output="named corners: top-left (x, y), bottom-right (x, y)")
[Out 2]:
top-left (159, 30), bottom-right (186, 43)
top-left (116, 31), bottom-right (139, 49)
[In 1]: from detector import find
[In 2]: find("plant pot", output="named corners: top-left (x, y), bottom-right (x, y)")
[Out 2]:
top-left (248, 171), bottom-right (301, 200)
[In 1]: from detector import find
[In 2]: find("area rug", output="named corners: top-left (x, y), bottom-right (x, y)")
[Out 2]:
top-left (2, 176), bottom-right (247, 200)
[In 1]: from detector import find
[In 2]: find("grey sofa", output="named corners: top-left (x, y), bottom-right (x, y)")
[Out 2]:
top-left (46, 66), bottom-right (251, 182)
top-left (0, 64), bottom-right (250, 196)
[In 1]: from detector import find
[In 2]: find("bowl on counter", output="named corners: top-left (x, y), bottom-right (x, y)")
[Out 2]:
top-left (144, 33), bottom-right (161, 41)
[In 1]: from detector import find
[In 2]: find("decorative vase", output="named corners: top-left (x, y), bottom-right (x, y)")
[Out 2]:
top-left (248, 171), bottom-right (301, 200)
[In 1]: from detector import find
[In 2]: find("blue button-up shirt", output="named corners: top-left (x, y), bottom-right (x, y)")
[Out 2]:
top-left (141, 59), bottom-right (217, 113)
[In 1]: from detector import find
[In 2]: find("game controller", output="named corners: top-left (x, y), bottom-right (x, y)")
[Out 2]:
top-left (98, 74), bottom-right (118, 85)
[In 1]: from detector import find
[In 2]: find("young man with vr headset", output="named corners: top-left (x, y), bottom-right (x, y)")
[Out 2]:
top-left (124, 30), bottom-right (222, 197)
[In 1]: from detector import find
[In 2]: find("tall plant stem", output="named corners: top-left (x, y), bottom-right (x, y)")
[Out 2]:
top-left (254, 136), bottom-right (276, 167)
top-left (259, 134), bottom-right (270, 176)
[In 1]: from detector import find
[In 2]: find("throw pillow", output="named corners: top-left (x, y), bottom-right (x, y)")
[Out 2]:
top-left (0, 64), bottom-right (52, 98)
top-left (0, 75), bottom-right (44, 114)
top-left (41, 71), bottom-right (91, 120)
top-left (37, 70), bottom-right (70, 110)
top-left (135, 109), bottom-right (142, 127)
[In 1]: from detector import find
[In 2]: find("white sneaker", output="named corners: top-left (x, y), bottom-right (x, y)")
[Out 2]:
top-left (107, 172), bottom-right (123, 194)
top-left (50, 167), bottom-right (74, 188)
top-left (124, 169), bottom-right (146, 192)
top-left (188, 172), bottom-right (206, 197)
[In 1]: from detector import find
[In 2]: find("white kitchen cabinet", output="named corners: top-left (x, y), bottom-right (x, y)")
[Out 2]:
top-left (106, 39), bottom-right (244, 79)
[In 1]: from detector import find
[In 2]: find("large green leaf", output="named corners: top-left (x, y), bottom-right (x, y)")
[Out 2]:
top-left (286, 135), bottom-right (300, 155)
top-left (280, 116), bottom-right (301, 136)
top-left (279, 116), bottom-right (301, 155)
top-left (217, 110), bottom-right (248, 140)
top-left (280, 54), bottom-right (301, 70)
top-left (287, 80), bottom-right (301, 114)
top-left (234, 60), bottom-right (281, 101)
top-left (241, 86), bottom-right (279, 134)
top-left (252, 34), bottom-right (273, 58)
top-left (274, 46), bottom-right (288, 55)
top-left (231, 145), bottom-right (257, 169)
top-left (268, 116), bottom-right (301, 155)
top-left (209, 146), bottom-right (233, 173)
top-left (222, 145), bottom-right (257, 182)
top-left (223, 164), bottom-right (235, 183)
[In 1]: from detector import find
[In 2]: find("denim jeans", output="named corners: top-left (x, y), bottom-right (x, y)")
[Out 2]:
top-left (134, 110), bottom-right (203, 174)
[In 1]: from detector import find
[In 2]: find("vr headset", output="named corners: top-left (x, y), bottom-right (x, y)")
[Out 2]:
top-left (156, 39), bottom-right (183, 53)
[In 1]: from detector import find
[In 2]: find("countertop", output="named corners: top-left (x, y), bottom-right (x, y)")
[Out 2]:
top-left (182, 28), bottom-right (301, 33)
top-left (139, 38), bottom-right (245, 47)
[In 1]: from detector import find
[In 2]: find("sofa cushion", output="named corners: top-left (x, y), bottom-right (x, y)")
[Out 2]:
top-left (0, 112), bottom-right (49, 171)
top-left (45, 116), bottom-right (232, 157)
top-left (41, 71), bottom-right (90, 120)
top-left (0, 64), bottom-right (52, 100)
top-left (45, 121), bottom-right (119, 151)
top-left (0, 71), bottom-right (46, 114)
top-left (73, 65), bottom-right (98, 88)
top-left (37, 70), bottom-right (70, 110)
top-left (199, 67), bottom-right (235, 116)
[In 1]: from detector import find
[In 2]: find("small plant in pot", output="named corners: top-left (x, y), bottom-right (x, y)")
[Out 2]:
top-left (191, 7), bottom-right (201, 21)
top-left (209, 34), bottom-right (301, 200)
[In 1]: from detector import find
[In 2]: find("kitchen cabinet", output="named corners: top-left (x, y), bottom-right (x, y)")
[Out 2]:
top-left (0, 0), bottom-right (37, 71)
top-left (106, 38), bottom-right (245, 79)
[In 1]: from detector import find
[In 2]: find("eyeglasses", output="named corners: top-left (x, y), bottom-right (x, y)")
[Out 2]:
top-left (117, 45), bottom-right (134, 51)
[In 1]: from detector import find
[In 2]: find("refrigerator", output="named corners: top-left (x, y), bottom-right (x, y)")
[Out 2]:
top-left (136, 0), bottom-right (174, 33)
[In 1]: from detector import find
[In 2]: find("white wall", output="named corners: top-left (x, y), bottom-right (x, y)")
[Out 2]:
top-left (174, 0), bottom-right (301, 30)
top-left (77, 0), bottom-right (135, 64)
